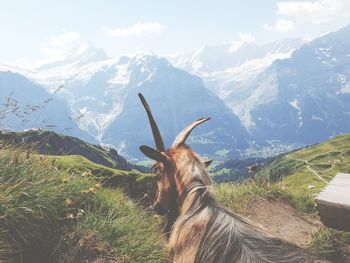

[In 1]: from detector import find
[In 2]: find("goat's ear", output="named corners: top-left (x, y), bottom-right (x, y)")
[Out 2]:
top-left (139, 145), bottom-right (168, 163)
top-left (204, 160), bottom-right (213, 167)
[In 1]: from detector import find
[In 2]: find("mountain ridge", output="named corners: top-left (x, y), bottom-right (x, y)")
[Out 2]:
top-left (1, 25), bottom-right (350, 158)
top-left (0, 129), bottom-right (133, 171)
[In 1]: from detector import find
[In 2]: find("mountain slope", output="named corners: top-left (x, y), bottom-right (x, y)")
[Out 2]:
top-left (27, 46), bottom-right (122, 139)
top-left (171, 27), bottom-right (350, 146)
top-left (101, 55), bottom-right (250, 158)
top-left (240, 25), bottom-right (350, 144)
top-left (169, 38), bottom-right (306, 103)
top-left (170, 38), bottom-right (304, 74)
top-left (258, 133), bottom-right (350, 194)
top-left (0, 129), bottom-right (131, 170)
top-left (0, 70), bottom-right (94, 142)
top-left (32, 52), bottom-right (250, 159)
top-left (215, 134), bottom-right (350, 261)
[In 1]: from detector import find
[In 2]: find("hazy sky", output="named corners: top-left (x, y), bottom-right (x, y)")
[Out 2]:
top-left (1, 0), bottom-right (350, 65)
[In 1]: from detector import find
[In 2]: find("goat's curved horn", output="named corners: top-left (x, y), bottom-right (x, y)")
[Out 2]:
top-left (138, 93), bottom-right (165, 151)
top-left (172, 117), bottom-right (210, 148)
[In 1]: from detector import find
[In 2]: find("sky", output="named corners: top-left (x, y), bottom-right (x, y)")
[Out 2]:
top-left (1, 0), bottom-right (350, 66)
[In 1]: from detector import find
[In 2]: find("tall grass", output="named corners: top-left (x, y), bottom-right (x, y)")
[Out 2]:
top-left (214, 181), bottom-right (316, 214)
top-left (0, 148), bottom-right (77, 262)
top-left (0, 147), bottom-right (166, 262)
top-left (73, 189), bottom-right (166, 262)
top-left (311, 228), bottom-right (350, 261)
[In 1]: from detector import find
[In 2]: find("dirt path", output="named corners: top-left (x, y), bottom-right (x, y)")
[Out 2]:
top-left (286, 156), bottom-right (329, 184)
top-left (244, 198), bottom-right (323, 248)
top-left (307, 165), bottom-right (329, 184)
top-left (243, 198), bottom-right (350, 262)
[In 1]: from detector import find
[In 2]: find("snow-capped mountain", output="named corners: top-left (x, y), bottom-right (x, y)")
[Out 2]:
top-left (101, 55), bottom-right (250, 158)
top-left (33, 46), bottom-right (112, 88)
top-left (236, 24), bottom-right (350, 144)
top-left (170, 38), bottom-right (304, 73)
top-left (169, 25), bottom-right (350, 145)
top-left (2, 24), bottom-right (350, 158)
top-left (168, 38), bottom-right (306, 103)
top-left (0, 70), bottom-right (95, 142)
top-left (22, 46), bottom-right (127, 140)
top-left (22, 50), bottom-right (249, 158)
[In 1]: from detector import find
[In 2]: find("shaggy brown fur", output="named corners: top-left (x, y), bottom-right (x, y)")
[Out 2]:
top-left (160, 146), bottom-right (312, 263)
top-left (138, 93), bottom-right (313, 263)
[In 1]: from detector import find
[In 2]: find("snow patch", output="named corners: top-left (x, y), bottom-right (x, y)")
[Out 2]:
top-left (77, 101), bottom-right (124, 142)
top-left (336, 74), bottom-right (350, 94)
top-left (337, 74), bottom-right (347, 85)
top-left (108, 64), bottom-right (130, 85)
top-left (237, 74), bottom-right (279, 129)
top-left (136, 73), bottom-right (154, 87)
top-left (312, 114), bottom-right (324, 121)
top-left (288, 98), bottom-right (300, 111)
top-left (288, 98), bottom-right (303, 127)
top-left (116, 141), bottom-right (126, 156)
top-left (338, 85), bottom-right (350, 94)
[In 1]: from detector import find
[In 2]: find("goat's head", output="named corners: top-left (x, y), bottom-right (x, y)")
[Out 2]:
top-left (138, 93), bottom-right (211, 216)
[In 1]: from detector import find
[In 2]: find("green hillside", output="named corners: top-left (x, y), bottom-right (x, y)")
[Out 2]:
top-left (258, 134), bottom-right (350, 197)
top-left (216, 134), bottom-right (350, 215)
top-left (0, 129), bottom-right (133, 171)
top-left (0, 146), bottom-right (165, 262)
top-left (215, 134), bottom-right (350, 261)
top-left (52, 155), bottom-right (156, 201)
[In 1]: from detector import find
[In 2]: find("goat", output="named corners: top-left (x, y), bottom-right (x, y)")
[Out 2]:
top-left (138, 93), bottom-right (313, 263)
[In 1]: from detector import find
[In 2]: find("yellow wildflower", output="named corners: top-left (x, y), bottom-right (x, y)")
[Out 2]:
top-left (65, 198), bottom-right (73, 207)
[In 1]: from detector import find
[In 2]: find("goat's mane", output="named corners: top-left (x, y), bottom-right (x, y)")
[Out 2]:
top-left (167, 146), bottom-right (311, 263)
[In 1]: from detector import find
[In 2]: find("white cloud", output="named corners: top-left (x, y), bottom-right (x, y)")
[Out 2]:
top-left (102, 22), bottom-right (164, 37)
top-left (40, 32), bottom-right (89, 62)
top-left (229, 33), bottom-right (255, 53)
top-left (277, 0), bottom-right (350, 24)
top-left (263, 19), bottom-right (296, 33)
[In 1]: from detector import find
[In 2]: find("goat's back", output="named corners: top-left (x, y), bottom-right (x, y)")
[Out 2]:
top-left (170, 204), bottom-right (313, 263)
